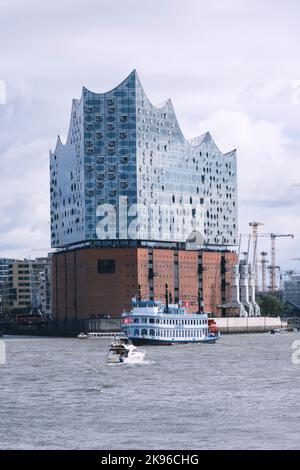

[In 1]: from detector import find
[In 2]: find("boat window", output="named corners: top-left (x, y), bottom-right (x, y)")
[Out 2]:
top-left (141, 329), bottom-right (148, 336)
top-left (134, 329), bottom-right (139, 336)
top-left (149, 329), bottom-right (155, 336)
top-left (149, 318), bottom-right (155, 324)
top-left (134, 318), bottom-right (139, 323)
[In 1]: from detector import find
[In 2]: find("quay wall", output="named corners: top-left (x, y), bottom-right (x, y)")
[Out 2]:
top-left (2, 317), bottom-right (288, 337)
top-left (214, 316), bottom-right (287, 334)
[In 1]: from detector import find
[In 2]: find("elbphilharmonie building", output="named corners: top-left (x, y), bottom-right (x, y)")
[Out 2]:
top-left (50, 70), bottom-right (238, 249)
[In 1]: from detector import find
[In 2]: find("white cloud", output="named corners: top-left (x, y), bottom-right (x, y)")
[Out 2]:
top-left (0, 139), bottom-right (51, 258)
top-left (0, 0), bottom-right (299, 273)
top-left (193, 109), bottom-right (300, 270)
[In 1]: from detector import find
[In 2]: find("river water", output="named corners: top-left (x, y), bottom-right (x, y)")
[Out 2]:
top-left (1, 333), bottom-right (300, 450)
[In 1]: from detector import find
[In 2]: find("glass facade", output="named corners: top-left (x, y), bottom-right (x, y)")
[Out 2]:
top-left (50, 70), bottom-right (238, 248)
top-left (283, 275), bottom-right (300, 307)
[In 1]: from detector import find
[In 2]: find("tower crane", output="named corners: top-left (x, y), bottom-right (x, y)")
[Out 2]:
top-left (249, 222), bottom-right (264, 290)
top-left (269, 234), bottom-right (294, 291)
top-left (239, 232), bottom-right (294, 291)
top-left (260, 251), bottom-right (268, 292)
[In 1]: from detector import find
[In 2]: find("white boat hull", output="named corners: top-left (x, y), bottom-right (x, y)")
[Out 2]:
top-left (106, 350), bottom-right (145, 364)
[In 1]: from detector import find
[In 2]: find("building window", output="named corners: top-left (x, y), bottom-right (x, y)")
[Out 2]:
top-left (97, 259), bottom-right (116, 274)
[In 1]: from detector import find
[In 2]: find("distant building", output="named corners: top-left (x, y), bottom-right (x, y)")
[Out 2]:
top-left (0, 257), bottom-right (52, 315)
top-left (283, 275), bottom-right (300, 308)
top-left (38, 264), bottom-right (52, 319)
top-left (0, 258), bottom-right (16, 313)
top-left (0, 258), bottom-right (16, 286)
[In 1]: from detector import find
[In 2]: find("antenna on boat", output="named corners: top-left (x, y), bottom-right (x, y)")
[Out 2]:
top-left (165, 283), bottom-right (169, 312)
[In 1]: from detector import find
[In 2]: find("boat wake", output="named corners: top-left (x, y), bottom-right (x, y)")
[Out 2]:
top-left (106, 359), bottom-right (155, 367)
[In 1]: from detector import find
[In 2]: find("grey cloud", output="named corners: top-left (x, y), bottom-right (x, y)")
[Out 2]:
top-left (0, 0), bottom-right (299, 269)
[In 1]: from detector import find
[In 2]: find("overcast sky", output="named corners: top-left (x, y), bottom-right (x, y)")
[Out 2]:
top-left (0, 0), bottom-right (299, 277)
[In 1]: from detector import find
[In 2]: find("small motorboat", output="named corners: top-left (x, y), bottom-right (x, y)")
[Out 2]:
top-left (106, 336), bottom-right (145, 364)
top-left (270, 328), bottom-right (288, 335)
top-left (77, 332), bottom-right (89, 339)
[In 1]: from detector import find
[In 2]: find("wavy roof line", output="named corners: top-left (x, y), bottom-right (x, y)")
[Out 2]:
top-left (51, 70), bottom-right (236, 158)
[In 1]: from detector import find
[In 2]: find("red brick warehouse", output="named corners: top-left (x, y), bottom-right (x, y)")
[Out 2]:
top-left (52, 247), bottom-right (238, 319)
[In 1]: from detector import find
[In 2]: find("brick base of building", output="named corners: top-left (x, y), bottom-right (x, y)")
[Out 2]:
top-left (51, 247), bottom-right (238, 319)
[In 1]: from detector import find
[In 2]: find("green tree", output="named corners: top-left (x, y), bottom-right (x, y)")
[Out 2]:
top-left (256, 294), bottom-right (283, 316)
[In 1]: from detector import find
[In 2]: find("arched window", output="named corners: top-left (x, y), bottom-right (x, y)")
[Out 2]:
top-left (141, 329), bottom-right (148, 336)
top-left (149, 329), bottom-right (155, 336)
